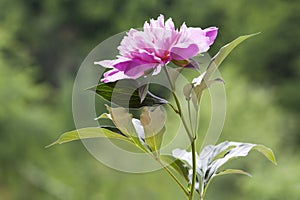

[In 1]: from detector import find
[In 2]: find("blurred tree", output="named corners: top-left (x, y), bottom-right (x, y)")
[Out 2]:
top-left (0, 0), bottom-right (299, 199)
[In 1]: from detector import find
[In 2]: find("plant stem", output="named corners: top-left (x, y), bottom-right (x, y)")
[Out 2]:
top-left (189, 139), bottom-right (197, 200)
top-left (163, 67), bottom-right (198, 200)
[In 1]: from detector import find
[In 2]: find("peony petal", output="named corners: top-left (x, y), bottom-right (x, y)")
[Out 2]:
top-left (94, 60), bottom-right (114, 68)
top-left (185, 27), bottom-right (210, 52)
top-left (204, 27), bottom-right (218, 46)
top-left (101, 69), bottom-right (129, 83)
top-left (123, 61), bottom-right (158, 78)
top-left (170, 43), bottom-right (199, 60)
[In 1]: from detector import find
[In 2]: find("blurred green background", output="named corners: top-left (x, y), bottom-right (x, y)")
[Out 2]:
top-left (0, 0), bottom-right (299, 199)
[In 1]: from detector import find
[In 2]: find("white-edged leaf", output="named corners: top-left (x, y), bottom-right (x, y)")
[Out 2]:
top-left (205, 142), bottom-right (275, 183)
top-left (172, 141), bottom-right (276, 190)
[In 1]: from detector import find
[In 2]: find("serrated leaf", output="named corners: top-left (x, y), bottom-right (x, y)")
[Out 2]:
top-left (87, 79), bottom-right (168, 108)
top-left (160, 155), bottom-right (189, 182)
top-left (214, 169), bottom-right (252, 177)
top-left (140, 106), bottom-right (166, 153)
top-left (46, 127), bottom-right (130, 148)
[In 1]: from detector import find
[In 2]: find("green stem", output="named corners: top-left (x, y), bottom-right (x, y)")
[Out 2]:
top-left (163, 67), bottom-right (193, 141)
top-left (199, 179), bottom-right (205, 200)
top-left (189, 139), bottom-right (197, 200)
top-left (163, 67), bottom-right (198, 200)
top-left (187, 100), bottom-right (194, 137)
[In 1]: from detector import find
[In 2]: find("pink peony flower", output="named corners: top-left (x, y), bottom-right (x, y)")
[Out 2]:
top-left (95, 14), bottom-right (218, 83)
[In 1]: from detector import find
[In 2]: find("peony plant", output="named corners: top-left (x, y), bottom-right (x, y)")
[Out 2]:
top-left (48, 15), bottom-right (276, 200)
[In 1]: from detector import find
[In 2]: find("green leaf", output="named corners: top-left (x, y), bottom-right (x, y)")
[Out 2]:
top-left (253, 144), bottom-right (277, 165)
top-left (183, 83), bottom-right (193, 101)
top-left (214, 169), bottom-right (252, 177)
top-left (94, 113), bottom-right (111, 120)
top-left (107, 106), bottom-right (148, 152)
top-left (88, 79), bottom-right (168, 108)
top-left (138, 84), bottom-right (149, 103)
top-left (206, 33), bottom-right (260, 79)
top-left (46, 127), bottom-right (131, 148)
top-left (106, 106), bottom-right (136, 137)
top-left (140, 106), bottom-right (166, 153)
top-left (192, 33), bottom-right (259, 105)
top-left (160, 155), bottom-right (189, 182)
top-left (187, 72), bottom-right (225, 107)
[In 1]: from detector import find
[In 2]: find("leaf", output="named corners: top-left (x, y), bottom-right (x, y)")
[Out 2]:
top-left (106, 106), bottom-right (136, 136)
top-left (94, 113), bottom-right (111, 120)
top-left (138, 84), bottom-right (149, 103)
top-left (214, 169), bottom-right (252, 178)
top-left (205, 33), bottom-right (260, 80)
top-left (160, 155), bottom-right (189, 182)
top-left (183, 83), bottom-right (193, 101)
top-left (140, 106), bottom-right (166, 153)
top-left (107, 106), bottom-right (148, 151)
top-left (187, 72), bottom-right (224, 106)
top-left (203, 141), bottom-right (276, 185)
top-left (172, 141), bottom-right (276, 191)
top-left (191, 33), bottom-right (259, 105)
top-left (46, 127), bottom-right (130, 148)
top-left (215, 33), bottom-right (260, 67)
top-left (252, 145), bottom-right (277, 165)
top-left (87, 79), bottom-right (168, 108)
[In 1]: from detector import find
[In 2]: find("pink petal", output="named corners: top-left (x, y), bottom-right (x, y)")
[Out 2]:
top-left (150, 14), bottom-right (165, 28)
top-left (185, 27), bottom-right (210, 52)
top-left (113, 58), bottom-right (158, 78)
top-left (204, 27), bottom-right (218, 46)
top-left (170, 44), bottom-right (199, 60)
top-left (101, 69), bottom-right (129, 83)
top-left (94, 60), bottom-right (114, 68)
top-left (123, 60), bottom-right (158, 77)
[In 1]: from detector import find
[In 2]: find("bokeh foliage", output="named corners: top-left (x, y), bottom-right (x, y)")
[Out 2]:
top-left (0, 0), bottom-right (299, 199)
